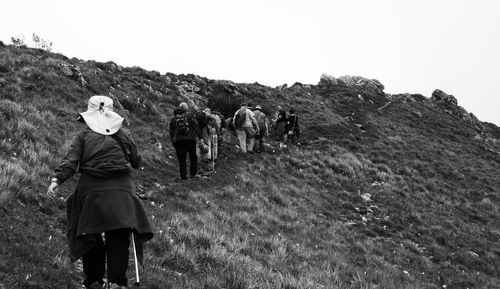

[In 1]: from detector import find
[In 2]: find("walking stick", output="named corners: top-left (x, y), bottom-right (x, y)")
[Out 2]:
top-left (131, 232), bottom-right (140, 287)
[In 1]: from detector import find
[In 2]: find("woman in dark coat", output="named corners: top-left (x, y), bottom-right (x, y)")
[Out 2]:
top-left (47, 95), bottom-right (153, 289)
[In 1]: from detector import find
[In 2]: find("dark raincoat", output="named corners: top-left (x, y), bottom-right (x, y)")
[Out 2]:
top-left (55, 128), bottom-right (153, 262)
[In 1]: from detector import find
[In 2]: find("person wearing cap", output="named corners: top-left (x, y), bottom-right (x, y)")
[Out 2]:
top-left (170, 102), bottom-right (202, 179)
top-left (232, 102), bottom-right (259, 153)
top-left (47, 95), bottom-right (153, 289)
top-left (252, 105), bottom-right (269, 153)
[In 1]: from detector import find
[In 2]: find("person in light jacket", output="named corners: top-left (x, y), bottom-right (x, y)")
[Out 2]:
top-left (232, 102), bottom-right (259, 153)
top-left (47, 95), bottom-right (153, 289)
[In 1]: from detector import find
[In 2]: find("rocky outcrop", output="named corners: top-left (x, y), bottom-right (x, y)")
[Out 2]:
top-left (276, 83), bottom-right (288, 91)
top-left (431, 89), bottom-right (458, 106)
top-left (430, 89), bottom-right (485, 132)
top-left (60, 63), bottom-right (87, 87)
top-left (319, 74), bottom-right (385, 95)
top-left (176, 81), bottom-right (205, 107)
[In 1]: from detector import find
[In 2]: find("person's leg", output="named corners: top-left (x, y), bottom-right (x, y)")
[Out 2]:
top-left (259, 129), bottom-right (265, 152)
top-left (244, 127), bottom-right (255, 153)
top-left (187, 140), bottom-right (198, 177)
top-left (253, 134), bottom-right (261, 152)
top-left (105, 228), bottom-right (131, 287)
top-left (201, 127), bottom-right (210, 160)
top-left (174, 142), bottom-right (188, 179)
top-left (236, 129), bottom-right (247, 153)
top-left (247, 137), bottom-right (255, 152)
top-left (212, 133), bottom-right (218, 160)
top-left (82, 234), bottom-right (106, 288)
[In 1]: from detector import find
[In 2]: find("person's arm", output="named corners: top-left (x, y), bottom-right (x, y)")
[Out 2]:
top-left (122, 128), bottom-right (142, 169)
top-left (232, 111), bottom-right (237, 128)
top-left (191, 115), bottom-right (202, 139)
top-left (47, 131), bottom-right (84, 198)
top-left (249, 110), bottom-right (259, 131)
top-left (169, 118), bottom-right (175, 142)
top-left (265, 115), bottom-right (269, 136)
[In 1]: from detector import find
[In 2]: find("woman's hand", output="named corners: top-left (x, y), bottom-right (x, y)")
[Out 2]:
top-left (47, 182), bottom-right (59, 199)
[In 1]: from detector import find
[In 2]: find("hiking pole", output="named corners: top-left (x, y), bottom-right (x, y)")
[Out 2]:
top-left (131, 232), bottom-right (140, 287)
top-left (212, 135), bottom-right (216, 172)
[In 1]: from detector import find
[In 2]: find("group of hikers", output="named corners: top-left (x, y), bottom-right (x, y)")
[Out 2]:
top-left (45, 95), bottom-right (300, 288)
top-left (169, 101), bottom-right (301, 180)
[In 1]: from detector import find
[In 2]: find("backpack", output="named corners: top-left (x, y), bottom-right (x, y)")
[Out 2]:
top-left (234, 109), bottom-right (246, 129)
top-left (254, 111), bottom-right (267, 130)
top-left (196, 110), bottom-right (209, 128)
top-left (174, 115), bottom-right (190, 136)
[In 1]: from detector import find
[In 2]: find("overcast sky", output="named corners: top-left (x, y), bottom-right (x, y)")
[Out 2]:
top-left (1, 0), bottom-right (499, 125)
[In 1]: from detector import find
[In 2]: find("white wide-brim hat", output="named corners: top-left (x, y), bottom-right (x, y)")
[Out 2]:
top-left (79, 95), bottom-right (123, 135)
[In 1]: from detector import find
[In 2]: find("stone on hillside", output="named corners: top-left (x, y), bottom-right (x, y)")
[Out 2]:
top-left (60, 63), bottom-right (87, 87)
top-left (319, 74), bottom-right (385, 95)
top-left (431, 89), bottom-right (484, 132)
top-left (178, 81), bottom-right (200, 93)
top-left (276, 83), bottom-right (288, 91)
top-left (466, 112), bottom-right (485, 132)
top-left (177, 85), bottom-right (205, 107)
top-left (431, 89), bottom-right (458, 106)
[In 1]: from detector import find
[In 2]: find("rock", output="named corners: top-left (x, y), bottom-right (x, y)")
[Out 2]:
top-left (411, 111), bottom-right (423, 118)
top-left (465, 112), bottom-right (485, 132)
top-left (431, 89), bottom-right (458, 106)
top-left (276, 83), bottom-right (288, 91)
top-left (319, 74), bottom-right (385, 95)
top-left (178, 81), bottom-right (200, 93)
top-left (60, 63), bottom-right (87, 87)
top-left (430, 89), bottom-right (484, 132)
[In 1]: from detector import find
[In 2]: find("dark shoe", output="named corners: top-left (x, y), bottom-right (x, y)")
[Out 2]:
top-left (108, 283), bottom-right (127, 289)
top-left (86, 281), bottom-right (104, 289)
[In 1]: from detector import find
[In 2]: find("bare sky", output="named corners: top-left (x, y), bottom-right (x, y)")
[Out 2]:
top-left (2, 0), bottom-right (499, 125)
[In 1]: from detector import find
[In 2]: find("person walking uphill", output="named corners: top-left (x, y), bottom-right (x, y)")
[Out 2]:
top-left (252, 105), bottom-right (269, 153)
top-left (233, 102), bottom-right (259, 153)
top-left (286, 109), bottom-right (300, 144)
top-left (46, 95), bottom-right (153, 289)
top-left (170, 102), bottom-right (201, 180)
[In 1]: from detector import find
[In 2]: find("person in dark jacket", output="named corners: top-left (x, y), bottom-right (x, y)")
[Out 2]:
top-left (286, 109), bottom-right (300, 144)
top-left (273, 105), bottom-right (287, 142)
top-left (47, 95), bottom-right (153, 289)
top-left (169, 102), bottom-right (201, 180)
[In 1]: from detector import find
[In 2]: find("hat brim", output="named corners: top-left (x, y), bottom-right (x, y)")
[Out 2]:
top-left (80, 110), bottom-right (123, 135)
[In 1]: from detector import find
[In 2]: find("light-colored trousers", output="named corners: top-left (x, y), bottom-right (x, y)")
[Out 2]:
top-left (236, 127), bottom-right (255, 153)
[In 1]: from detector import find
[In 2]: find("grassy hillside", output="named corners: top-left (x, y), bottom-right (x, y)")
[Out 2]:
top-left (1, 44), bottom-right (499, 288)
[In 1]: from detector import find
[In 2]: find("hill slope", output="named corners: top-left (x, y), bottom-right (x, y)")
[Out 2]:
top-left (1, 44), bottom-right (499, 288)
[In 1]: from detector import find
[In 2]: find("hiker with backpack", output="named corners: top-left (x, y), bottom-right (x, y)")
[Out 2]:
top-left (273, 105), bottom-right (287, 142)
top-left (252, 105), bottom-right (269, 153)
top-left (46, 95), bottom-right (153, 289)
top-left (170, 102), bottom-right (202, 180)
top-left (286, 108), bottom-right (300, 144)
top-left (232, 102), bottom-right (259, 153)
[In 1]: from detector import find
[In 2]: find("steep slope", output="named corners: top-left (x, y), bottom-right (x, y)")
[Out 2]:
top-left (1, 44), bottom-right (499, 288)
